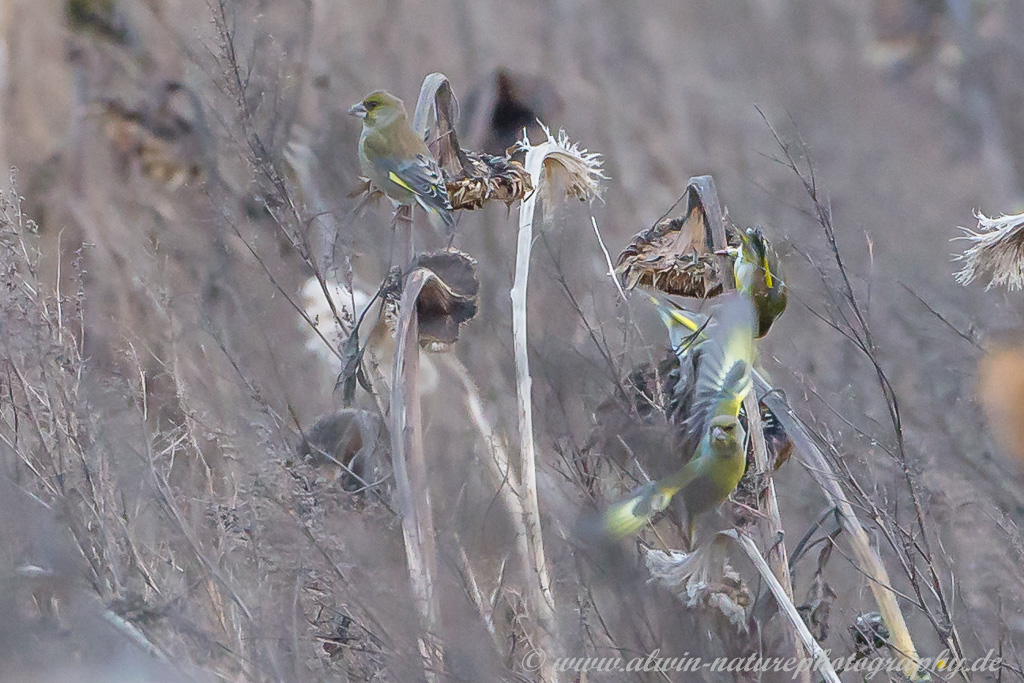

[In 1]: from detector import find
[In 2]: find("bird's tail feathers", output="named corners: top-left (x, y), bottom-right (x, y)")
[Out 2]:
top-left (415, 196), bottom-right (455, 233)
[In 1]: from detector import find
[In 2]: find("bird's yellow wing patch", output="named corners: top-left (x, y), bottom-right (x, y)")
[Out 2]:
top-left (761, 254), bottom-right (774, 288)
top-left (602, 481), bottom-right (674, 539)
top-left (651, 296), bottom-right (703, 333)
top-left (388, 171), bottom-right (415, 193)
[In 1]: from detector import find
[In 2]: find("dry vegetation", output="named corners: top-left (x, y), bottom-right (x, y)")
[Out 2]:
top-left (2, 1), bottom-right (1024, 681)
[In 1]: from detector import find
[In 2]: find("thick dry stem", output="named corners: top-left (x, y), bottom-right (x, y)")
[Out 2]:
top-left (391, 268), bottom-right (443, 677)
top-left (511, 149), bottom-right (559, 683)
top-left (743, 391), bottom-right (808, 683)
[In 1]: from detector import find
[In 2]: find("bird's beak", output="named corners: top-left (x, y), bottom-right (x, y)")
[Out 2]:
top-left (714, 247), bottom-right (739, 257)
top-left (348, 102), bottom-right (367, 119)
top-left (712, 425), bottom-right (727, 441)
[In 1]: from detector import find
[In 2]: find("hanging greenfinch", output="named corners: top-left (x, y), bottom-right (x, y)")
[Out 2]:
top-left (718, 227), bottom-right (787, 338)
top-left (601, 293), bottom-right (756, 542)
top-left (348, 90), bottom-right (454, 231)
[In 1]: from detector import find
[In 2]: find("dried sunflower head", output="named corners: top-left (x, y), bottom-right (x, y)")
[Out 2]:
top-left (380, 249), bottom-right (480, 352)
top-left (515, 125), bottom-right (604, 218)
top-left (954, 211), bottom-right (1024, 290)
top-left (615, 202), bottom-right (724, 298)
top-left (446, 150), bottom-right (533, 210)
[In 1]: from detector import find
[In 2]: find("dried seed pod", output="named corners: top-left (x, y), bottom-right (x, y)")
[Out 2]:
top-left (615, 202), bottom-right (724, 298)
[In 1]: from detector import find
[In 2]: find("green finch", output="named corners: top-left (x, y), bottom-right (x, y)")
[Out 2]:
top-left (718, 227), bottom-right (787, 338)
top-left (348, 90), bottom-right (454, 231)
top-left (652, 296), bottom-right (794, 470)
top-left (602, 293), bottom-right (756, 542)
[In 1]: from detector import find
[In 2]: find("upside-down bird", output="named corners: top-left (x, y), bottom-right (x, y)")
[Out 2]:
top-left (719, 227), bottom-right (787, 338)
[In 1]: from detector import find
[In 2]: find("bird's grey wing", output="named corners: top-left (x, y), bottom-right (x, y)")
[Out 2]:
top-left (378, 154), bottom-right (452, 213)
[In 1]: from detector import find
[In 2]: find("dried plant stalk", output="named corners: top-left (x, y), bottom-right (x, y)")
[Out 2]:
top-left (441, 355), bottom-right (529, 655)
top-left (743, 391), bottom-right (808, 683)
top-left (754, 372), bottom-right (924, 680)
top-left (391, 268), bottom-right (444, 677)
top-left (413, 72), bottom-right (460, 158)
top-left (512, 125), bottom-right (604, 682)
top-left (722, 530), bottom-right (842, 683)
top-left (954, 210), bottom-right (1024, 290)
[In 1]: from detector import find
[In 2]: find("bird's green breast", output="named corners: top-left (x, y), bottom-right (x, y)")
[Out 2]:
top-left (358, 129), bottom-right (415, 203)
top-left (682, 444), bottom-right (745, 519)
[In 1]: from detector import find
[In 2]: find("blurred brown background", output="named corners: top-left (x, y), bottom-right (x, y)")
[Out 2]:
top-left (1, 0), bottom-right (1024, 680)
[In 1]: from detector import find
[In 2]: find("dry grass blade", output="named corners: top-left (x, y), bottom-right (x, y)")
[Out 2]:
top-left (953, 210), bottom-right (1024, 290)
top-left (722, 530), bottom-right (843, 683)
top-left (512, 124), bottom-right (604, 682)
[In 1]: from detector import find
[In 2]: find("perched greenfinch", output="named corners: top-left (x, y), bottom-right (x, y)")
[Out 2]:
top-left (718, 227), bottom-right (787, 338)
top-left (348, 90), bottom-right (454, 231)
top-left (601, 294), bottom-right (756, 542)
